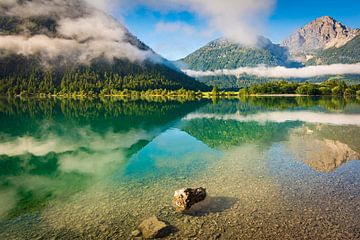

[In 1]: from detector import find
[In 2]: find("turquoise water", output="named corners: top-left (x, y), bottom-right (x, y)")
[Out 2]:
top-left (0, 97), bottom-right (359, 239)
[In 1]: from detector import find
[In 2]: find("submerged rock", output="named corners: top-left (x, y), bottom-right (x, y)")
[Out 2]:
top-left (138, 216), bottom-right (169, 239)
top-left (172, 187), bottom-right (207, 212)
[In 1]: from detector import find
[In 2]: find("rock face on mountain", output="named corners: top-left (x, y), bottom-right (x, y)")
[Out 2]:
top-left (178, 36), bottom-right (293, 71)
top-left (282, 16), bottom-right (359, 61)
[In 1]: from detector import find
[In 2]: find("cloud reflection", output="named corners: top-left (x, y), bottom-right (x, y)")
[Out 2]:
top-left (184, 111), bottom-right (360, 126)
top-left (0, 127), bottom-right (150, 157)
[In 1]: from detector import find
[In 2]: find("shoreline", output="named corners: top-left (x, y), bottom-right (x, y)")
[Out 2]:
top-left (1, 93), bottom-right (357, 99)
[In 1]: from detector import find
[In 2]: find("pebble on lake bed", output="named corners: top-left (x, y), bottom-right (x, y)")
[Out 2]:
top-left (172, 187), bottom-right (207, 212)
top-left (138, 216), bottom-right (169, 239)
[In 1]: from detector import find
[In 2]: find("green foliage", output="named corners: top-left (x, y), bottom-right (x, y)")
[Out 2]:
top-left (243, 79), bottom-right (360, 96)
top-left (211, 85), bottom-right (219, 96)
top-left (248, 81), bottom-right (297, 94)
top-left (295, 84), bottom-right (320, 95)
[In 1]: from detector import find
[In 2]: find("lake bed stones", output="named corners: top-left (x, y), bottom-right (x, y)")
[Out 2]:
top-left (138, 216), bottom-right (169, 239)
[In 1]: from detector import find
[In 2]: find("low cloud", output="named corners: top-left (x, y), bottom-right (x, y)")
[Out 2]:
top-left (183, 63), bottom-right (360, 79)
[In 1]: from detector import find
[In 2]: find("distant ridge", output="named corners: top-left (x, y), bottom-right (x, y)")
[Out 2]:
top-left (177, 36), bottom-right (293, 71)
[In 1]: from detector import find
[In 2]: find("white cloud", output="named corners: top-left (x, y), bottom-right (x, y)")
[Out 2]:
top-left (182, 0), bottom-right (275, 45)
top-left (183, 63), bottom-right (360, 78)
top-left (155, 21), bottom-right (196, 35)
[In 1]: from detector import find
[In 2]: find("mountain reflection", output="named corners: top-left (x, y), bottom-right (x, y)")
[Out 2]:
top-left (286, 125), bottom-right (360, 172)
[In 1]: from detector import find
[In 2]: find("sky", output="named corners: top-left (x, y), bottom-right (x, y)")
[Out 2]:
top-left (111, 0), bottom-right (360, 60)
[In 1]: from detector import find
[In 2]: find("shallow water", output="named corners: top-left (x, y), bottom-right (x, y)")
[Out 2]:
top-left (0, 97), bottom-right (359, 239)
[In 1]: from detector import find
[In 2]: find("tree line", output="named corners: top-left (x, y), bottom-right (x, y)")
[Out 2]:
top-left (238, 80), bottom-right (360, 96)
top-left (0, 69), bottom-right (207, 96)
top-left (1, 69), bottom-right (360, 97)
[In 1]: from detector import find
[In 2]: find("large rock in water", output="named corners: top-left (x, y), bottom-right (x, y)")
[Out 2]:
top-left (172, 187), bottom-right (207, 212)
top-left (138, 216), bottom-right (169, 239)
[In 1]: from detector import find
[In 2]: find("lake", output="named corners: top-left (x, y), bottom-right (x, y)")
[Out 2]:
top-left (0, 96), bottom-right (359, 239)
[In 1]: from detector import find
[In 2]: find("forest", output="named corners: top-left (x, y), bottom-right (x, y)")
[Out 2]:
top-left (0, 57), bottom-right (210, 96)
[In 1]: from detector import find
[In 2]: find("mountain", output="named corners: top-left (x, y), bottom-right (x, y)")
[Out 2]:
top-left (307, 35), bottom-right (360, 65)
top-left (176, 36), bottom-right (302, 89)
top-left (0, 0), bottom-right (209, 94)
top-left (177, 37), bottom-right (295, 71)
top-left (282, 16), bottom-right (360, 62)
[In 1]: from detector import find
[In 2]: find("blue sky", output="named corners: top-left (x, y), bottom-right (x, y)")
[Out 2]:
top-left (114, 0), bottom-right (360, 60)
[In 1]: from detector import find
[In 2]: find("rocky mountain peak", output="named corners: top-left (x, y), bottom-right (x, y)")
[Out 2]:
top-left (282, 16), bottom-right (359, 61)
